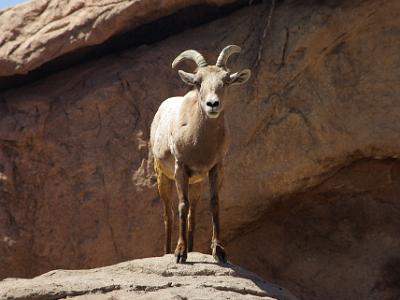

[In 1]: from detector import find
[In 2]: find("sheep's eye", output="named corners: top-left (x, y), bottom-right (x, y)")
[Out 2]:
top-left (223, 74), bottom-right (231, 84)
top-left (194, 79), bottom-right (202, 88)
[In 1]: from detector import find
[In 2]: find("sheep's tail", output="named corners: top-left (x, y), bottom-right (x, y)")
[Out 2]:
top-left (147, 141), bottom-right (159, 186)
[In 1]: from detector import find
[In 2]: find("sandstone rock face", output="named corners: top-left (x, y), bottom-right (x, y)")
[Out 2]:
top-left (229, 159), bottom-right (400, 300)
top-left (0, 0), bottom-right (238, 76)
top-left (1, 0), bottom-right (400, 300)
top-left (0, 253), bottom-right (297, 300)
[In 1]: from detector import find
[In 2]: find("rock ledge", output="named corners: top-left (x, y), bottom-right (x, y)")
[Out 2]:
top-left (0, 252), bottom-right (298, 300)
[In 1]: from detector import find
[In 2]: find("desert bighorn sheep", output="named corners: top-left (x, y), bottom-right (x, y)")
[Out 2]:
top-left (150, 45), bottom-right (251, 263)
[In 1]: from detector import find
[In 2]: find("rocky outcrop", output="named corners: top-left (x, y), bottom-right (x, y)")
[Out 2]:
top-left (1, 0), bottom-right (400, 300)
top-left (0, 0), bottom-right (240, 77)
top-left (0, 253), bottom-right (297, 300)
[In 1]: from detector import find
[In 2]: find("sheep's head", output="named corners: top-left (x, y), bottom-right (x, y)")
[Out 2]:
top-left (172, 45), bottom-right (251, 119)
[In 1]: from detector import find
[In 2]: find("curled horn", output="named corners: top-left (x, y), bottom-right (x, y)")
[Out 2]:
top-left (172, 50), bottom-right (207, 69)
top-left (216, 45), bottom-right (241, 68)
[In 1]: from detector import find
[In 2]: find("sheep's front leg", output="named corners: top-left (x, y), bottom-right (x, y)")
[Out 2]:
top-left (174, 160), bottom-right (189, 263)
top-left (209, 163), bottom-right (226, 263)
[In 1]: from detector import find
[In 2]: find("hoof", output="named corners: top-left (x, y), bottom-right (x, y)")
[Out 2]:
top-left (212, 243), bottom-right (227, 263)
top-left (175, 243), bottom-right (187, 264)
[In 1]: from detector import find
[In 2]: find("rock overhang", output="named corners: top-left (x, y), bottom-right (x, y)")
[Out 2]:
top-left (0, 0), bottom-right (252, 90)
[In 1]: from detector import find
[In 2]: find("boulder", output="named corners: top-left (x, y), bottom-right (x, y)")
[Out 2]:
top-left (0, 252), bottom-right (297, 300)
top-left (0, 0), bottom-right (239, 76)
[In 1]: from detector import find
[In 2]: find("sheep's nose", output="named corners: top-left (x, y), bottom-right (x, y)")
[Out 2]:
top-left (206, 100), bottom-right (219, 108)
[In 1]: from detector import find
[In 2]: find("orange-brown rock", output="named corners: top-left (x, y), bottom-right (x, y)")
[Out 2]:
top-left (0, 0), bottom-right (238, 76)
top-left (1, 0), bottom-right (400, 300)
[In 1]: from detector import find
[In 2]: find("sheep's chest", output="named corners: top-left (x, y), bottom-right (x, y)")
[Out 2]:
top-left (171, 120), bottom-right (229, 173)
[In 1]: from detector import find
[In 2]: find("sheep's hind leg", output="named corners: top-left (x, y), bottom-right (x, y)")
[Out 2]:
top-left (188, 181), bottom-right (202, 252)
top-left (209, 163), bottom-right (227, 263)
top-left (156, 171), bottom-right (174, 254)
top-left (174, 160), bottom-right (189, 263)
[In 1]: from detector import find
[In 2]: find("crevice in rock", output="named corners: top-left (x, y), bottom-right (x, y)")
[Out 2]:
top-left (278, 26), bottom-right (289, 70)
top-left (97, 167), bottom-right (122, 260)
top-left (155, 268), bottom-right (225, 277)
top-left (14, 284), bottom-right (122, 300)
top-left (0, 0), bottom-right (259, 92)
top-left (201, 284), bottom-right (269, 297)
top-left (129, 282), bottom-right (173, 293)
top-left (252, 0), bottom-right (276, 70)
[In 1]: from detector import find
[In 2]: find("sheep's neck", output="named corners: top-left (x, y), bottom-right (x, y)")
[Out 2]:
top-left (177, 90), bottom-right (228, 171)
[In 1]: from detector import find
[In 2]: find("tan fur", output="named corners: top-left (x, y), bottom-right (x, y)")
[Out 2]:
top-left (151, 74), bottom-right (230, 182)
top-left (150, 48), bottom-right (250, 263)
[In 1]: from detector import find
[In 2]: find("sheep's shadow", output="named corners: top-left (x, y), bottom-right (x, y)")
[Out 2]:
top-left (181, 259), bottom-right (298, 300)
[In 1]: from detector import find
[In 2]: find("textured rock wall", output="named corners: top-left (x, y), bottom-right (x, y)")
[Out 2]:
top-left (230, 159), bottom-right (400, 300)
top-left (1, 0), bottom-right (400, 299)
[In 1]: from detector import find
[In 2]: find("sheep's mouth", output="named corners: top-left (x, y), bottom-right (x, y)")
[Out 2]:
top-left (207, 111), bottom-right (220, 118)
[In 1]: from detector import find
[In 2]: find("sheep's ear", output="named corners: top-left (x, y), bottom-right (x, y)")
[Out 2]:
top-left (229, 69), bottom-right (251, 85)
top-left (178, 70), bottom-right (196, 86)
